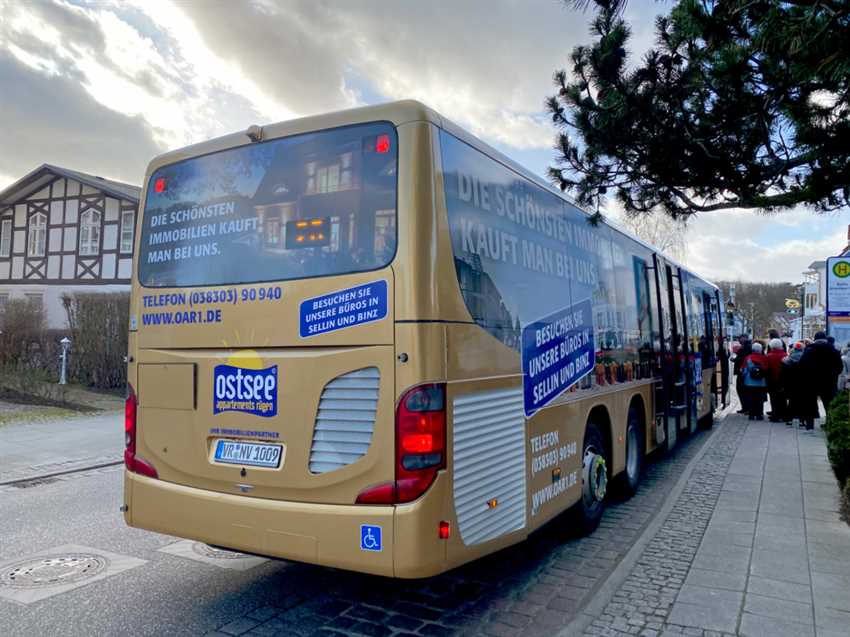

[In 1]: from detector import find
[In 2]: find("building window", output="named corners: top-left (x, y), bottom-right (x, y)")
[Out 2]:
top-left (79, 209), bottom-right (101, 256)
top-left (24, 292), bottom-right (43, 311)
top-left (28, 212), bottom-right (46, 257)
top-left (0, 218), bottom-right (11, 257)
top-left (120, 210), bottom-right (135, 253)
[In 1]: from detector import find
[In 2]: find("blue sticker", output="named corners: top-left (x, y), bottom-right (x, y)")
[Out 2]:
top-left (213, 364), bottom-right (278, 417)
top-left (521, 299), bottom-right (595, 417)
top-left (300, 280), bottom-right (388, 338)
top-left (360, 525), bottom-right (382, 552)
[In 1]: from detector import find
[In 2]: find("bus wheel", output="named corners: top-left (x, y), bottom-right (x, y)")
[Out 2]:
top-left (574, 423), bottom-right (608, 534)
top-left (615, 408), bottom-right (643, 498)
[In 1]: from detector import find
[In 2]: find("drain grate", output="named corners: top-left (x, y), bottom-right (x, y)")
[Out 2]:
top-left (191, 543), bottom-right (247, 560)
top-left (0, 554), bottom-right (109, 589)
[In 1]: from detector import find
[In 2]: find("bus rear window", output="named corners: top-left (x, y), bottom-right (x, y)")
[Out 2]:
top-left (138, 122), bottom-right (397, 287)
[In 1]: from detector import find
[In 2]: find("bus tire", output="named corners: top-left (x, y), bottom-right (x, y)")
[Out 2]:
top-left (615, 408), bottom-right (643, 498)
top-left (574, 422), bottom-right (608, 535)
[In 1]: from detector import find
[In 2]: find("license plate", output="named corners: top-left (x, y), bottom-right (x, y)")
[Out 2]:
top-left (213, 439), bottom-right (284, 469)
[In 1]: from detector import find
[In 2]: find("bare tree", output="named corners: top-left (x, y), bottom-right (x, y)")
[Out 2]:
top-left (615, 212), bottom-right (688, 262)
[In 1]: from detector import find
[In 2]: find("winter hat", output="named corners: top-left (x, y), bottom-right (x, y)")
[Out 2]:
top-left (769, 338), bottom-right (784, 351)
top-left (752, 342), bottom-right (763, 354)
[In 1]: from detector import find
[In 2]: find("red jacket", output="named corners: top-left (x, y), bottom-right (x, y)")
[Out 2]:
top-left (766, 350), bottom-right (785, 384)
top-left (742, 353), bottom-right (770, 385)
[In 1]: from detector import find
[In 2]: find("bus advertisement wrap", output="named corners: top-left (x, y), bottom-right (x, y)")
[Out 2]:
top-left (522, 299), bottom-right (595, 417)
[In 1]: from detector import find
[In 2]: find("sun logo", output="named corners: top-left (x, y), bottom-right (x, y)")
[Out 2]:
top-left (225, 349), bottom-right (265, 370)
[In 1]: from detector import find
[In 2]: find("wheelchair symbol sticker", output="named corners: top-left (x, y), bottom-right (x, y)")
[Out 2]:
top-left (360, 525), bottom-right (382, 552)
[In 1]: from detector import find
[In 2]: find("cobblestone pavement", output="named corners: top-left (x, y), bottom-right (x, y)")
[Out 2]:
top-left (200, 426), bottom-right (716, 637)
top-left (583, 411), bottom-right (849, 637)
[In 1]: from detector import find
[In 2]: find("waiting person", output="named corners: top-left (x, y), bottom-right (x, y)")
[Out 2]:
top-left (734, 336), bottom-right (752, 414)
top-left (768, 328), bottom-right (787, 352)
top-left (782, 342), bottom-right (807, 426)
top-left (799, 331), bottom-right (843, 430)
top-left (839, 343), bottom-right (850, 392)
top-left (741, 342), bottom-right (769, 420)
top-left (766, 338), bottom-right (787, 422)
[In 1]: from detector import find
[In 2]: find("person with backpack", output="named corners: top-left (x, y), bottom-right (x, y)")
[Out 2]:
top-left (741, 342), bottom-right (769, 420)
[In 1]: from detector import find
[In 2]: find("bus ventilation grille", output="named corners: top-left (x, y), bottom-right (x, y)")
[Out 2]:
top-left (453, 387), bottom-right (527, 545)
top-left (309, 367), bottom-right (380, 474)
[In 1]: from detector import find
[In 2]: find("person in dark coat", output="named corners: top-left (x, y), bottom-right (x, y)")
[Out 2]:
top-left (799, 331), bottom-right (843, 430)
top-left (734, 336), bottom-right (752, 413)
top-left (782, 342), bottom-right (807, 426)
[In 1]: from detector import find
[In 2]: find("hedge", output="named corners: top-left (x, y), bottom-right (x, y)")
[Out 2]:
top-left (824, 391), bottom-right (850, 487)
top-left (62, 292), bottom-right (129, 389)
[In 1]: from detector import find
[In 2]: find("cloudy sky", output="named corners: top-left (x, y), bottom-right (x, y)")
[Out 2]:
top-left (0, 0), bottom-right (846, 282)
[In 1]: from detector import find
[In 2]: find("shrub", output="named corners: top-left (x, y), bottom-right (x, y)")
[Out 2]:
top-left (0, 298), bottom-right (48, 368)
top-left (62, 292), bottom-right (129, 389)
top-left (825, 391), bottom-right (850, 487)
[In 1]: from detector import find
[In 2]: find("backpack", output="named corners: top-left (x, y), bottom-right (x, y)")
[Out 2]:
top-left (747, 360), bottom-right (765, 381)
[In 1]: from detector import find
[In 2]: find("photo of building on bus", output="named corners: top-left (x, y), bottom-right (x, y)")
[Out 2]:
top-left (123, 101), bottom-right (727, 578)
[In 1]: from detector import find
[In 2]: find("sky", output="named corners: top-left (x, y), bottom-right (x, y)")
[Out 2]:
top-left (0, 0), bottom-right (846, 283)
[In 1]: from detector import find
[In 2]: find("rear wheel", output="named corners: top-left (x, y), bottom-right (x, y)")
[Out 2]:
top-left (574, 422), bottom-right (608, 535)
top-left (615, 409), bottom-right (643, 498)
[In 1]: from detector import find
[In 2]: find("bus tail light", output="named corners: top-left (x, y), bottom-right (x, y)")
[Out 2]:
top-left (124, 384), bottom-right (158, 479)
top-left (355, 383), bottom-right (446, 505)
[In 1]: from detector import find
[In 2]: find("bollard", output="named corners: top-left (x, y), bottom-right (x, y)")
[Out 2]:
top-left (59, 337), bottom-right (71, 385)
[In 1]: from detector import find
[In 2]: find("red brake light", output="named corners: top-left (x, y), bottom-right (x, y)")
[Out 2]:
top-left (124, 383), bottom-right (158, 479)
top-left (355, 383), bottom-right (446, 505)
top-left (439, 520), bottom-right (450, 540)
top-left (375, 134), bottom-right (391, 154)
top-left (154, 177), bottom-right (166, 193)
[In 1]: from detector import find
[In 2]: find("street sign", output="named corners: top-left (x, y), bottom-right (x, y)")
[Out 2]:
top-left (827, 256), bottom-right (850, 343)
top-left (827, 257), bottom-right (850, 316)
top-left (784, 298), bottom-right (801, 309)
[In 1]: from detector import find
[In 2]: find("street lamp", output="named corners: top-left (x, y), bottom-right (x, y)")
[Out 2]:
top-left (59, 337), bottom-right (71, 385)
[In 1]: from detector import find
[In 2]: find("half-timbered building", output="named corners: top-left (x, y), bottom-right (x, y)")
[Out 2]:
top-left (0, 164), bottom-right (140, 328)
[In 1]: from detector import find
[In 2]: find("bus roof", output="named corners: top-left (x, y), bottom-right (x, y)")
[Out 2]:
top-left (143, 99), bottom-right (716, 292)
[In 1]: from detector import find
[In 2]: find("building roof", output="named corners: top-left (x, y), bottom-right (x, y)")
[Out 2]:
top-left (0, 163), bottom-right (140, 206)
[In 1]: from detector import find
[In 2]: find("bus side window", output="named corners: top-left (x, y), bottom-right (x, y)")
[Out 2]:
top-left (632, 256), bottom-right (655, 378)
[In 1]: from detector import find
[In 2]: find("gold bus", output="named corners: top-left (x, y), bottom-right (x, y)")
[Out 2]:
top-left (124, 100), bottom-right (726, 578)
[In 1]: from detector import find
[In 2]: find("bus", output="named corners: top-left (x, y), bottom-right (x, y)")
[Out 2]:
top-left (123, 100), bottom-right (727, 578)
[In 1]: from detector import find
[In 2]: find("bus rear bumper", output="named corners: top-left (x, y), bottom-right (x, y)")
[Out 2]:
top-left (124, 471), bottom-right (401, 577)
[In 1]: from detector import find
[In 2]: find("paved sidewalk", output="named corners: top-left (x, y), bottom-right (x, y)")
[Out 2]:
top-left (583, 414), bottom-right (850, 637)
top-left (0, 411), bottom-right (122, 483)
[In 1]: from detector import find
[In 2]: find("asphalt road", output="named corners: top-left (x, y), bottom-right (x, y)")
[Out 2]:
top-left (0, 424), bottom-right (713, 637)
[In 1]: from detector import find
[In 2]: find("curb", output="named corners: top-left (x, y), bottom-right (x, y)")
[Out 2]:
top-left (557, 399), bottom-right (738, 637)
top-left (0, 459), bottom-right (123, 487)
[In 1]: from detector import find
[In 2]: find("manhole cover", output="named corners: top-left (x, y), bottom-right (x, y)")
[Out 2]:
top-left (0, 554), bottom-right (109, 589)
top-left (191, 543), bottom-right (246, 560)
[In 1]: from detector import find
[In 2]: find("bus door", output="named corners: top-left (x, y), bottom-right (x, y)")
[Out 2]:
top-left (666, 264), bottom-right (691, 436)
top-left (652, 255), bottom-right (677, 450)
top-left (714, 290), bottom-right (730, 408)
top-left (677, 269), bottom-right (699, 433)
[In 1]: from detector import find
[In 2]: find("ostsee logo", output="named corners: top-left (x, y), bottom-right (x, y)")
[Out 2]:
top-left (213, 363), bottom-right (278, 417)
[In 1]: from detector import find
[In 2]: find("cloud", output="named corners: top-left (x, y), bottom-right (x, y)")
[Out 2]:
top-left (683, 208), bottom-right (849, 282)
top-left (0, 48), bottom-right (162, 186)
top-left (165, 0), bottom-right (583, 150)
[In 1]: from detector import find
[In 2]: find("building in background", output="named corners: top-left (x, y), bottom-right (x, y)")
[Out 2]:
top-left (0, 165), bottom-right (139, 328)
